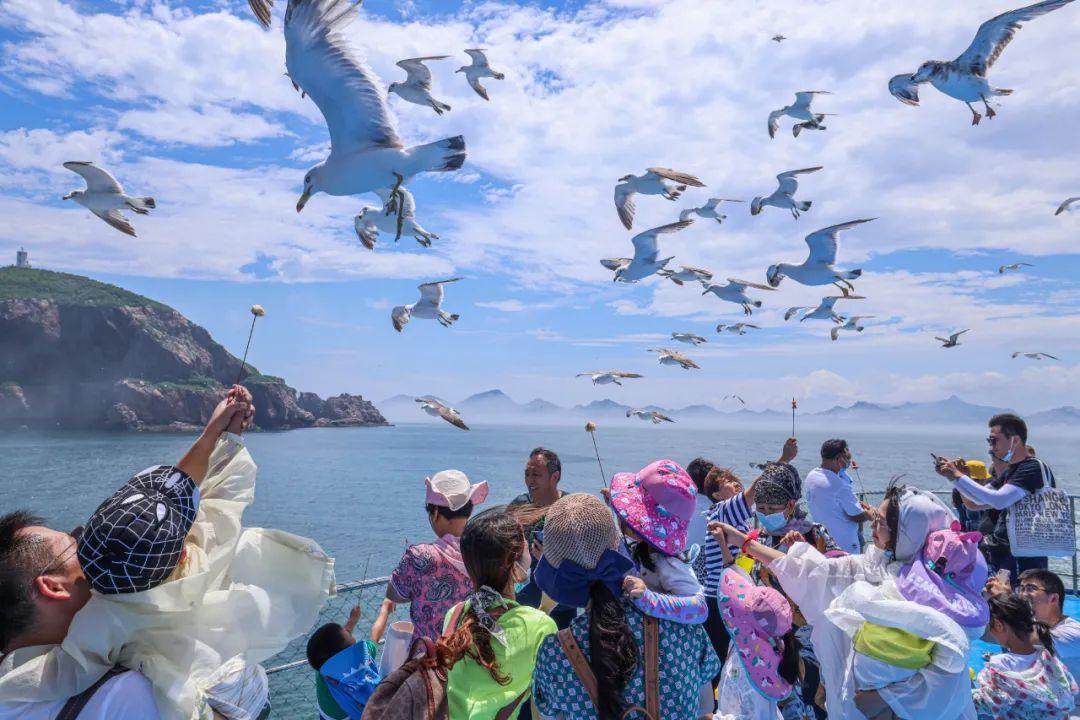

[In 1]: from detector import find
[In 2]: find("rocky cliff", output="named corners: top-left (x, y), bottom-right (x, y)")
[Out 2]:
top-left (0, 267), bottom-right (388, 431)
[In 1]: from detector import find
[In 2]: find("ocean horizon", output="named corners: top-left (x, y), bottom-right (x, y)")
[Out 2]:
top-left (3, 421), bottom-right (1076, 581)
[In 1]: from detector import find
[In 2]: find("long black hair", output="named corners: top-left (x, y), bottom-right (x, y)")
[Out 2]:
top-left (587, 582), bottom-right (638, 720)
top-left (989, 593), bottom-right (1055, 656)
top-left (777, 628), bottom-right (802, 686)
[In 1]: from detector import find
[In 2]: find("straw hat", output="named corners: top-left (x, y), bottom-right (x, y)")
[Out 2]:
top-left (542, 493), bottom-right (621, 570)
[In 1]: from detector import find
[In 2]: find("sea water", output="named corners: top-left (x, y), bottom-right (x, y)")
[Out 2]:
top-left (1, 422), bottom-right (1077, 580)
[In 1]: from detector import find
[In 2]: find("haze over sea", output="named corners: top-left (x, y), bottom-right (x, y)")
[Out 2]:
top-left (3, 422), bottom-right (1077, 582)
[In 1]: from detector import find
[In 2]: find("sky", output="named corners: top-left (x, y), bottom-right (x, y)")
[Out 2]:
top-left (1, 0), bottom-right (1079, 414)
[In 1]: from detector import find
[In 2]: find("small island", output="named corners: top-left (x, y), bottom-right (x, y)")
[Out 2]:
top-left (0, 261), bottom-right (388, 431)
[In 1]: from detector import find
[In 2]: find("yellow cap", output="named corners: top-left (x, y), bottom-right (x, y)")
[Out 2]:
top-left (964, 460), bottom-right (990, 481)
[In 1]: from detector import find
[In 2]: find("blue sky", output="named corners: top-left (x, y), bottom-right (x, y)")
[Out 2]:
top-left (1, 0), bottom-right (1079, 413)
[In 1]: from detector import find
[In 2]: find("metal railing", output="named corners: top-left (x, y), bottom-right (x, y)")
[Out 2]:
top-left (265, 576), bottom-right (402, 718)
top-left (265, 493), bottom-right (1080, 717)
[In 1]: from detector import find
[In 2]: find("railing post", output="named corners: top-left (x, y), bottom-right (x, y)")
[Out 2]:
top-left (1072, 497), bottom-right (1078, 593)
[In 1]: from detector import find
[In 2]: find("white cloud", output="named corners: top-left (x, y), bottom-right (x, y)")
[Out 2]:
top-left (117, 105), bottom-right (289, 146)
top-left (476, 299), bottom-right (529, 312)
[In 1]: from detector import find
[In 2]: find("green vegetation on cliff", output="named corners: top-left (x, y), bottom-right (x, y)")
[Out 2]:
top-left (0, 267), bottom-right (167, 309)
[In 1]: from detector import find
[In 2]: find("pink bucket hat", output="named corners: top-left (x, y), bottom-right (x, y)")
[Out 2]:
top-left (610, 459), bottom-right (696, 556)
top-left (717, 567), bottom-right (794, 702)
top-left (895, 521), bottom-right (988, 629)
top-left (425, 470), bottom-right (488, 511)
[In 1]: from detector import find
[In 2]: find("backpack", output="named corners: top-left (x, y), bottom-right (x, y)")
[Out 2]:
top-left (361, 603), bottom-right (530, 720)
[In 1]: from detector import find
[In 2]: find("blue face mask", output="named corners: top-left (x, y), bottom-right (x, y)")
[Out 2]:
top-left (756, 510), bottom-right (788, 533)
top-left (1001, 439), bottom-right (1015, 463)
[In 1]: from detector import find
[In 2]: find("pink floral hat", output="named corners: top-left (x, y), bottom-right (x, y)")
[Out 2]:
top-left (717, 567), bottom-right (793, 702)
top-left (610, 459), bottom-right (696, 556)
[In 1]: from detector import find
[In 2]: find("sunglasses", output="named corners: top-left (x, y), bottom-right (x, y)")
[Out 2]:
top-left (33, 525), bottom-right (84, 580)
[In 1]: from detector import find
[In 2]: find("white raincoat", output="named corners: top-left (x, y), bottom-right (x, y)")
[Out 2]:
top-left (767, 487), bottom-right (977, 720)
top-left (0, 434), bottom-right (336, 720)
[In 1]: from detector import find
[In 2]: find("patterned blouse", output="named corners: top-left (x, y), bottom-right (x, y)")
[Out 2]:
top-left (532, 598), bottom-right (720, 718)
top-left (389, 534), bottom-right (472, 643)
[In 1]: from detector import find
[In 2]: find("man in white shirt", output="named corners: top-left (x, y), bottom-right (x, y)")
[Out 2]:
top-left (804, 438), bottom-right (872, 554)
top-left (0, 388), bottom-right (255, 719)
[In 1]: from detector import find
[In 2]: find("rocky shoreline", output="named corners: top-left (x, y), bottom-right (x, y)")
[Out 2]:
top-left (0, 267), bottom-right (389, 431)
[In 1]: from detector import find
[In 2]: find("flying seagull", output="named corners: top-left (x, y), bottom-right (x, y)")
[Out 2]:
top-left (657, 265), bottom-right (713, 286)
top-left (354, 187), bottom-right (438, 249)
top-left (751, 166), bottom-right (822, 219)
top-left (1055, 197), bottom-right (1080, 215)
top-left (1012, 351), bottom-right (1059, 360)
top-left (800, 294), bottom-right (865, 323)
top-left (768, 91), bottom-right (833, 138)
top-left (614, 168), bottom-right (705, 230)
top-left (784, 306), bottom-right (811, 321)
top-left (701, 278), bottom-right (777, 315)
top-left (287, 0), bottom-right (466, 229)
top-left (672, 332), bottom-right (707, 346)
top-left (723, 394), bottom-right (746, 405)
top-left (888, 0), bottom-right (1077, 125)
top-left (830, 315), bottom-right (875, 341)
top-left (627, 408), bottom-right (675, 424)
top-left (392, 278), bottom-right (462, 332)
top-left (716, 323), bottom-right (761, 335)
top-left (998, 261), bottom-right (1033, 274)
top-left (936, 329), bottom-right (970, 348)
top-left (679, 198), bottom-right (744, 224)
top-left (389, 56), bottom-right (453, 114)
top-left (767, 219), bottom-right (875, 292)
top-left (771, 34), bottom-right (787, 43)
top-left (62, 161), bottom-right (155, 237)
top-left (600, 257), bottom-right (632, 273)
top-left (612, 220), bottom-right (694, 283)
top-left (416, 395), bottom-right (469, 430)
top-left (576, 371), bottom-right (643, 386)
top-left (647, 347), bottom-right (701, 370)
top-left (457, 49), bottom-right (504, 100)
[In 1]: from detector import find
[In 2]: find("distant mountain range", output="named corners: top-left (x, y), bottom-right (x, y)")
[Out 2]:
top-left (380, 390), bottom-right (1079, 428)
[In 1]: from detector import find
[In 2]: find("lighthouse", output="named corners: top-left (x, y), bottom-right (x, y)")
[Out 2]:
top-left (15, 247), bottom-right (30, 268)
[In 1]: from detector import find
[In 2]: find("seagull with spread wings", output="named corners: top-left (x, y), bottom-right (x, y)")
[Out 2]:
top-left (751, 166), bottom-right (822, 219)
top-left (62, 162), bottom-right (155, 237)
top-left (614, 168), bottom-right (705, 230)
top-left (416, 396), bottom-right (469, 430)
top-left (936, 329), bottom-right (970, 348)
top-left (998, 261), bottom-right (1033, 273)
top-left (888, 0), bottom-right (1077, 125)
top-left (831, 316), bottom-right (875, 341)
top-left (286, 0), bottom-right (466, 228)
top-left (701, 278), bottom-right (777, 315)
top-left (354, 187), bottom-right (438, 249)
top-left (679, 198), bottom-right (744, 225)
top-left (657, 265), bottom-right (713, 286)
top-left (627, 408), bottom-right (675, 424)
top-left (647, 348), bottom-right (701, 370)
top-left (576, 371), bottom-right (643, 386)
top-left (767, 91), bottom-right (833, 138)
top-left (800, 294), bottom-right (865, 323)
top-left (389, 56), bottom-right (452, 114)
top-left (457, 49), bottom-right (504, 100)
top-left (672, 332), bottom-right (707, 346)
top-left (771, 34), bottom-right (787, 43)
top-left (392, 278), bottom-right (462, 332)
top-left (767, 219), bottom-right (875, 292)
top-left (724, 394), bottom-right (746, 405)
top-left (716, 323), bottom-right (761, 335)
top-left (1012, 351), bottom-right (1060, 360)
top-left (612, 220), bottom-right (694, 283)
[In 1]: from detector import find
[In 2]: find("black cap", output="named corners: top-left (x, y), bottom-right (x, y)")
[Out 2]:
top-left (77, 464), bottom-right (199, 594)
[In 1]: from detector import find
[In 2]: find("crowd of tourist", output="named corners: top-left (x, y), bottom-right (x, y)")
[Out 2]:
top-left (1, 395), bottom-right (1078, 719)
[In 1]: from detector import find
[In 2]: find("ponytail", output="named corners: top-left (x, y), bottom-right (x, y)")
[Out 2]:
top-left (777, 628), bottom-right (801, 686)
top-left (434, 605), bottom-right (512, 684)
top-left (1035, 621), bottom-right (1057, 657)
top-left (587, 582), bottom-right (638, 720)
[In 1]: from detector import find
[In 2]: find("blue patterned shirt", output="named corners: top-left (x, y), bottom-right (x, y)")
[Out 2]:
top-left (532, 599), bottom-right (720, 718)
